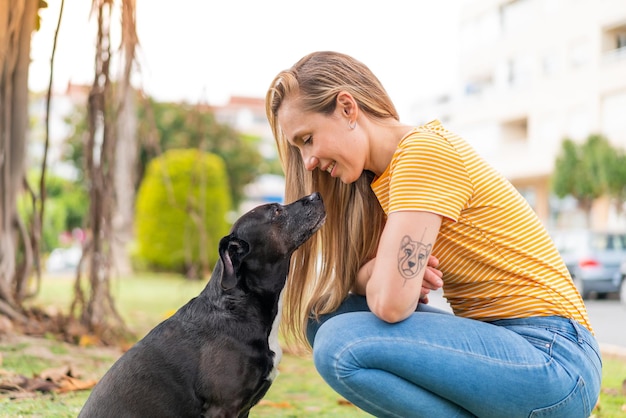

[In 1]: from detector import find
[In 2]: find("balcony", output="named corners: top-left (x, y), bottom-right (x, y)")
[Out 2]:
top-left (601, 23), bottom-right (626, 63)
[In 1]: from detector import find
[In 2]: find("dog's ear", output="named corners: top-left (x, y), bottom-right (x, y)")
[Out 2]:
top-left (218, 235), bottom-right (250, 290)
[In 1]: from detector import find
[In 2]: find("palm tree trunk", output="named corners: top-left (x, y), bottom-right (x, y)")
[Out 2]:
top-left (0, 0), bottom-right (38, 321)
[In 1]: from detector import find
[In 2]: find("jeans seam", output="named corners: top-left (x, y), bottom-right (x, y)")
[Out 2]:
top-left (331, 347), bottom-right (406, 418)
top-left (336, 337), bottom-right (553, 369)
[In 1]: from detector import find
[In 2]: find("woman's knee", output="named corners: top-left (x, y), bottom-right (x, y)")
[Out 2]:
top-left (312, 313), bottom-right (362, 381)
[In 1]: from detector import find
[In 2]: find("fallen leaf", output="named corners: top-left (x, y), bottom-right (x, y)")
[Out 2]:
top-left (78, 334), bottom-right (101, 347)
top-left (56, 376), bottom-right (97, 393)
top-left (0, 373), bottom-right (29, 393)
top-left (0, 364), bottom-right (96, 396)
top-left (39, 365), bottom-right (73, 381)
top-left (24, 377), bottom-right (57, 393)
top-left (257, 399), bottom-right (293, 409)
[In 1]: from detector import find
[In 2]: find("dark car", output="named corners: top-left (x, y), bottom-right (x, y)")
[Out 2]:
top-left (550, 229), bottom-right (626, 299)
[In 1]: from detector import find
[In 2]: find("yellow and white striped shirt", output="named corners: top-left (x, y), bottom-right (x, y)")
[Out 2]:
top-left (371, 120), bottom-right (592, 332)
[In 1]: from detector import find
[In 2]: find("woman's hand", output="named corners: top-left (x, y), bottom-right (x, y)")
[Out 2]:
top-left (354, 255), bottom-right (443, 302)
top-left (419, 255), bottom-right (443, 304)
top-left (354, 258), bottom-right (376, 295)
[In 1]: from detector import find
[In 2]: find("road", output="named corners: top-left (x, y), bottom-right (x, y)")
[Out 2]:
top-left (585, 297), bottom-right (626, 348)
top-left (427, 290), bottom-right (626, 349)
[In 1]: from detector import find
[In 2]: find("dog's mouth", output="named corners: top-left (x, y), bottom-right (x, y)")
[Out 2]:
top-left (312, 213), bottom-right (326, 233)
top-left (292, 210), bottom-right (326, 249)
top-left (296, 213), bottom-right (325, 244)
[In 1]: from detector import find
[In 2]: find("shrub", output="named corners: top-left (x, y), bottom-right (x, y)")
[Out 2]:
top-left (135, 149), bottom-right (232, 276)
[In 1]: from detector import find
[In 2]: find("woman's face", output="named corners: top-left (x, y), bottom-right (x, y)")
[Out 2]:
top-left (277, 97), bottom-right (365, 184)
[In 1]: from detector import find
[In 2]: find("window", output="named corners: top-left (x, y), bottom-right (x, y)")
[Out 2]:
top-left (464, 73), bottom-right (494, 96)
top-left (602, 23), bottom-right (626, 52)
top-left (601, 23), bottom-right (626, 61)
top-left (501, 117), bottom-right (528, 143)
top-left (507, 55), bottom-right (535, 87)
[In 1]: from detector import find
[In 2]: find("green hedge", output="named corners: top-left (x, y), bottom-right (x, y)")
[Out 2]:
top-left (134, 149), bottom-right (232, 274)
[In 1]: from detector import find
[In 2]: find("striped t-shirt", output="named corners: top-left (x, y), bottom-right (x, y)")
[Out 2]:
top-left (371, 120), bottom-right (592, 332)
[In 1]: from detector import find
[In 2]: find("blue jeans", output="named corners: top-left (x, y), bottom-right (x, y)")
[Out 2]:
top-left (308, 294), bottom-right (602, 418)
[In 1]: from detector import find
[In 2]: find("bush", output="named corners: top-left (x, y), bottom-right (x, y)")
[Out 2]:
top-left (18, 173), bottom-right (88, 252)
top-left (134, 149), bottom-right (232, 275)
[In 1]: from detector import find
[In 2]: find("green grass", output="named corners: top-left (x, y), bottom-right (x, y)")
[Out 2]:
top-left (1, 273), bottom-right (624, 417)
top-left (2, 274), bottom-right (368, 417)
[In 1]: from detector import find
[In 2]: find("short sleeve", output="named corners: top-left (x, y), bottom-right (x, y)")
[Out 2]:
top-left (387, 131), bottom-right (473, 221)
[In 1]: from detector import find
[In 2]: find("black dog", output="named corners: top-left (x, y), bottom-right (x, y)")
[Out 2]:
top-left (79, 193), bottom-right (325, 418)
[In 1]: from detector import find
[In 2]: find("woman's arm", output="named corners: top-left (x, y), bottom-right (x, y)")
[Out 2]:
top-left (354, 254), bottom-right (443, 301)
top-left (365, 210), bottom-right (443, 323)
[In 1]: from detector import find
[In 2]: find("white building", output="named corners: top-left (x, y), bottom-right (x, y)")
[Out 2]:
top-left (211, 96), bottom-right (285, 213)
top-left (28, 82), bottom-right (90, 180)
top-left (410, 0), bottom-right (626, 229)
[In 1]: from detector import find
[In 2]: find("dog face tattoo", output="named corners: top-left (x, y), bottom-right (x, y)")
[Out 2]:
top-left (397, 235), bottom-right (431, 281)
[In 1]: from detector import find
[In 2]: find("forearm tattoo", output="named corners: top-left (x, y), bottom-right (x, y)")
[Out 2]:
top-left (397, 234), bottom-right (432, 284)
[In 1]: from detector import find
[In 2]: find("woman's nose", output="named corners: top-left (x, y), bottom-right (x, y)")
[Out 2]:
top-left (302, 151), bottom-right (319, 171)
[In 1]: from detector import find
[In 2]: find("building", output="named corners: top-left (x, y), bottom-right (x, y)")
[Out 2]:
top-left (211, 95), bottom-right (276, 160)
top-left (411, 0), bottom-right (626, 229)
top-left (28, 82), bottom-right (90, 180)
top-left (211, 96), bottom-right (285, 212)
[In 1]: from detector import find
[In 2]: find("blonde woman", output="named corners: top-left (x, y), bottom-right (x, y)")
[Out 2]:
top-left (266, 51), bottom-right (601, 418)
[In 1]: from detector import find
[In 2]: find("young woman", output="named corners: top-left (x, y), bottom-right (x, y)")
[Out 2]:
top-left (265, 51), bottom-right (601, 418)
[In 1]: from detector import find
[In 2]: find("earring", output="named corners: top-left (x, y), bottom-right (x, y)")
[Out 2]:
top-left (348, 120), bottom-right (357, 130)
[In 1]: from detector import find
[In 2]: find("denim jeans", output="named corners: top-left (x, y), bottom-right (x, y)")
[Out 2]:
top-left (308, 294), bottom-right (602, 418)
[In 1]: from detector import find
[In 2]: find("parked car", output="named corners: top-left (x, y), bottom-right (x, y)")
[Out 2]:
top-left (45, 246), bottom-right (82, 274)
top-left (550, 229), bottom-right (626, 299)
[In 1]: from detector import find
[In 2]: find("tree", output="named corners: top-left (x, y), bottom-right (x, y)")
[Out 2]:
top-left (111, 0), bottom-right (139, 277)
top-left (67, 0), bottom-right (140, 345)
top-left (64, 97), bottom-right (265, 212)
top-left (552, 134), bottom-right (616, 226)
top-left (605, 147), bottom-right (626, 217)
top-left (0, 0), bottom-right (40, 323)
top-left (138, 100), bottom-right (263, 207)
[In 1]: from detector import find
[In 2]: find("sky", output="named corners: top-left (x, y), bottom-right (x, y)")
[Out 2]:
top-left (29, 0), bottom-right (461, 120)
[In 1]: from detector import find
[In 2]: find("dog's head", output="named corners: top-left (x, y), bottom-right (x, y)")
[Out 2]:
top-left (217, 192), bottom-right (325, 292)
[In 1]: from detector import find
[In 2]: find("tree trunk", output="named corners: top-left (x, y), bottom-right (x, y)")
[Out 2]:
top-left (70, 0), bottom-right (132, 344)
top-left (111, 0), bottom-right (138, 277)
top-left (0, 0), bottom-right (38, 322)
top-left (111, 84), bottom-right (136, 277)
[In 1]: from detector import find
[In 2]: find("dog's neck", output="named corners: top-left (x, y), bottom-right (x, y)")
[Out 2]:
top-left (201, 261), bottom-right (287, 326)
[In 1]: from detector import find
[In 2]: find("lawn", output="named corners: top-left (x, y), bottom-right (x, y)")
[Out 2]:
top-left (0, 273), bottom-right (624, 417)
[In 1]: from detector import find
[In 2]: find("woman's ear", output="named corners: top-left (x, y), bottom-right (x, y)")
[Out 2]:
top-left (336, 91), bottom-right (357, 120)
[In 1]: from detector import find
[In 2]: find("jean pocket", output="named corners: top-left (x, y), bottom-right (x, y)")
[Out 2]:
top-left (521, 331), bottom-right (556, 359)
top-left (529, 376), bottom-right (590, 418)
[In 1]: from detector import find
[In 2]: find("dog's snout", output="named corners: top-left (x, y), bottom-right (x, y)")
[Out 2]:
top-left (305, 192), bottom-right (322, 203)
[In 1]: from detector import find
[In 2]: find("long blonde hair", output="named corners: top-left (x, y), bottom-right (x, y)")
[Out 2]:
top-left (265, 51), bottom-right (400, 350)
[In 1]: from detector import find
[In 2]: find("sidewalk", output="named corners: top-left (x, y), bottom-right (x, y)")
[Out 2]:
top-left (600, 343), bottom-right (626, 361)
